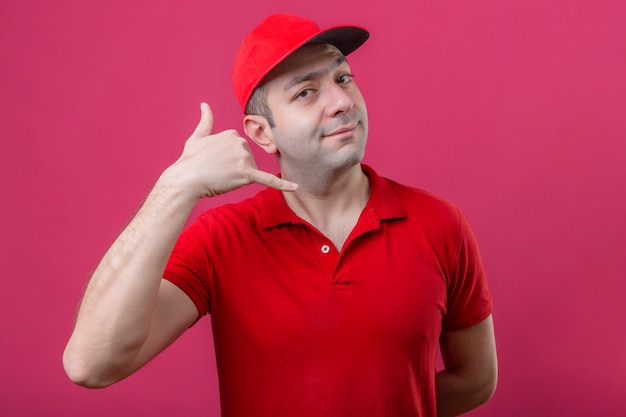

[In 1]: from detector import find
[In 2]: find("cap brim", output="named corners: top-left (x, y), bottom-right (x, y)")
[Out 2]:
top-left (306, 26), bottom-right (370, 56)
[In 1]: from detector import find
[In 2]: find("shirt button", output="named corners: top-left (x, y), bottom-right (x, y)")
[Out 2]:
top-left (321, 245), bottom-right (331, 254)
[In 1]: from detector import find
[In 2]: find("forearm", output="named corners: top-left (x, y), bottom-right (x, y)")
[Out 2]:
top-left (436, 316), bottom-right (498, 417)
top-left (63, 172), bottom-right (197, 385)
top-left (435, 368), bottom-right (495, 417)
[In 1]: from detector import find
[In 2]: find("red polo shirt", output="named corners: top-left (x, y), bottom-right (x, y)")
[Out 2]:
top-left (164, 165), bottom-right (492, 417)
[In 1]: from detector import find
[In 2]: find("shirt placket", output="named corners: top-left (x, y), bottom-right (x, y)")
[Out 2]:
top-left (314, 235), bottom-right (340, 283)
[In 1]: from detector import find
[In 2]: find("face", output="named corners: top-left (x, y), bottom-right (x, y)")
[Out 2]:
top-left (260, 43), bottom-right (368, 178)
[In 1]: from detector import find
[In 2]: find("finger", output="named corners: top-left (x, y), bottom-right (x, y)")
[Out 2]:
top-left (190, 102), bottom-right (214, 139)
top-left (249, 169), bottom-right (299, 192)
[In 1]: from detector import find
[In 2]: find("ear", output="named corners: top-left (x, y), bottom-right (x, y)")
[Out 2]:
top-left (243, 115), bottom-right (277, 154)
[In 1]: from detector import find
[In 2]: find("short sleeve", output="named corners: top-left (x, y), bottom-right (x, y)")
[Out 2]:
top-left (163, 218), bottom-right (213, 318)
top-left (442, 214), bottom-right (493, 331)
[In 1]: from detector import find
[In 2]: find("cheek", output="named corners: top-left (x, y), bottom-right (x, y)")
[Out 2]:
top-left (353, 89), bottom-right (367, 112)
top-left (272, 125), bottom-right (319, 160)
top-left (275, 111), bottom-right (321, 138)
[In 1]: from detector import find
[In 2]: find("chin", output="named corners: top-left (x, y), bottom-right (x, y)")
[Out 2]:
top-left (329, 150), bottom-right (365, 171)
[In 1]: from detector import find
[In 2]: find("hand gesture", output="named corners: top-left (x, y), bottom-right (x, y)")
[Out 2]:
top-left (164, 102), bottom-right (297, 199)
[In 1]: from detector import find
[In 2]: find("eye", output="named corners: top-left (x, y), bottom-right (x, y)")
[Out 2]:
top-left (294, 87), bottom-right (317, 101)
top-left (296, 89), bottom-right (312, 99)
top-left (336, 73), bottom-right (353, 84)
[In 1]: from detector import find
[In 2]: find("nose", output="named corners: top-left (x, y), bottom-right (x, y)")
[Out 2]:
top-left (324, 82), bottom-right (354, 117)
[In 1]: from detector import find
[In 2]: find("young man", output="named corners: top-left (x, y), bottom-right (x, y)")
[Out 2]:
top-left (64, 14), bottom-right (497, 417)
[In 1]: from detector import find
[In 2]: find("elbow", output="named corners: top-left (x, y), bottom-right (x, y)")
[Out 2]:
top-left (478, 383), bottom-right (497, 407)
top-left (62, 344), bottom-right (119, 389)
top-left (65, 372), bottom-right (112, 390)
top-left (476, 364), bottom-right (498, 406)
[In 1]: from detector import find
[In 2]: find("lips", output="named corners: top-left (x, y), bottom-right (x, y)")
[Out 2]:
top-left (323, 123), bottom-right (358, 138)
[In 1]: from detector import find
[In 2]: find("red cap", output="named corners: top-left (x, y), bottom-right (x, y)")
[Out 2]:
top-left (232, 14), bottom-right (369, 112)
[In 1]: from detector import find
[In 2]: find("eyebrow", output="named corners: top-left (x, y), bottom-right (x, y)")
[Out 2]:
top-left (283, 55), bottom-right (347, 92)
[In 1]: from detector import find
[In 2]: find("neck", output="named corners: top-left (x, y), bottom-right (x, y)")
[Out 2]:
top-left (281, 164), bottom-right (370, 251)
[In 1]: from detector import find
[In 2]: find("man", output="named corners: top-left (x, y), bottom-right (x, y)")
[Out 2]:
top-left (63, 13), bottom-right (497, 417)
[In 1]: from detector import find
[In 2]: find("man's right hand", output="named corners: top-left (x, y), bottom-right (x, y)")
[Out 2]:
top-left (161, 102), bottom-right (298, 199)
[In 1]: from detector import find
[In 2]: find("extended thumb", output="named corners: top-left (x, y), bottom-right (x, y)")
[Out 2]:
top-left (191, 102), bottom-right (214, 138)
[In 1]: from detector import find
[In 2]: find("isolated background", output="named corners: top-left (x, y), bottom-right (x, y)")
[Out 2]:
top-left (1, 1), bottom-right (624, 416)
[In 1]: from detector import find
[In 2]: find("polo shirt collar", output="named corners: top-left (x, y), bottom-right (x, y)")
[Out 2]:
top-left (259, 164), bottom-right (407, 229)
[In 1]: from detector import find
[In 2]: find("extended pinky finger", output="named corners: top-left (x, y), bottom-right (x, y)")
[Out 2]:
top-left (250, 170), bottom-right (299, 192)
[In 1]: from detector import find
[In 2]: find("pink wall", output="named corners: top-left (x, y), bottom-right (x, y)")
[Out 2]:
top-left (2, 1), bottom-right (624, 415)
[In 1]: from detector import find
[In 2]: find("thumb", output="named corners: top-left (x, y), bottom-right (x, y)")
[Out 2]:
top-left (190, 102), bottom-right (214, 138)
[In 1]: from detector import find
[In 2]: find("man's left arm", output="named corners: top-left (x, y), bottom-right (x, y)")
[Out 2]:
top-left (436, 314), bottom-right (498, 417)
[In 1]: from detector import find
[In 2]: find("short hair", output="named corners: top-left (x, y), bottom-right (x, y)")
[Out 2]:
top-left (245, 83), bottom-right (276, 128)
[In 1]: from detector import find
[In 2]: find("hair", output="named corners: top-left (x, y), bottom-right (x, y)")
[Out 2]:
top-left (245, 83), bottom-right (275, 128)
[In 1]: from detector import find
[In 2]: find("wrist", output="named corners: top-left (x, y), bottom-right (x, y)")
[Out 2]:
top-left (148, 166), bottom-right (201, 212)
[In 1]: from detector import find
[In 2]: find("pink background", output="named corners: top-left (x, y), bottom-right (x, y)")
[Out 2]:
top-left (1, 1), bottom-right (625, 415)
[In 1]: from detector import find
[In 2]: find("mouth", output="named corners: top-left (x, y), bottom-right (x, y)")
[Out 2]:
top-left (323, 123), bottom-right (358, 139)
